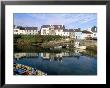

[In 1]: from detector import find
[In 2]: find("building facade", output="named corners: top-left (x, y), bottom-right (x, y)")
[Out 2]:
top-left (14, 25), bottom-right (38, 35)
top-left (41, 25), bottom-right (65, 36)
top-left (73, 29), bottom-right (82, 39)
top-left (14, 25), bottom-right (97, 40)
top-left (81, 30), bottom-right (93, 39)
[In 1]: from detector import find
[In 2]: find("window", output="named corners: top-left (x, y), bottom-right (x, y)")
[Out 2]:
top-left (14, 30), bottom-right (18, 32)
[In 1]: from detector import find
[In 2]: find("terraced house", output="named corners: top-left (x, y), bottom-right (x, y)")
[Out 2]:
top-left (40, 24), bottom-right (75, 38)
top-left (14, 25), bottom-right (97, 40)
top-left (40, 25), bottom-right (65, 36)
top-left (14, 25), bottom-right (39, 35)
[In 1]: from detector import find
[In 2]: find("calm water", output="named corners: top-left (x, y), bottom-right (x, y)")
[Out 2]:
top-left (14, 46), bottom-right (97, 75)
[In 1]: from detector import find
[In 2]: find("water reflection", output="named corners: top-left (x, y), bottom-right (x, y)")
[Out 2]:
top-left (14, 46), bottom-right (97, 75)
top-left (14, 49), bottom-right (96, 62)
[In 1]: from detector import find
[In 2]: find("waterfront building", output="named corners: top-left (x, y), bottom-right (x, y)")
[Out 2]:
top-left (69, 29), bottom-right (75, 38)
top-left (40, 25), bottom-right (75, 38)
top-left (14, 25), bottom-right (38, 35)
top-left (73, 29), bottom-right (82, 39)
top-left (91, 26), bottom-right (97, 40)
top-left (40, 25), bottom-right (65, 36)
top-left (63, 29), bottom-right (70, 37)
top-left (14, 25), bottom-right (97, 40)
top-left (81, 30), bottom-right (93, 39)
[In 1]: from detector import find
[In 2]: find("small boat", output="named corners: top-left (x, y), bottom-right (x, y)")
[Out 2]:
top-left (74, 42), bottom-right (86, 50)
top-left (54, 46), bottom-right (62, 49)
top-left (77, 46), bottom-right (86, 50)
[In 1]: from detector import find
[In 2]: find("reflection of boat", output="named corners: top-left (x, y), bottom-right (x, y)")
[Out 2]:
top-left (73, 53), bottom-right (81, 57)
top-left (42, 57), bottom-right (51, 61)
top-left (73, 49), bottom-right (82, 57)
top-left (54, 46), bottom-right (62, 49)
top-left (74, 42), bottom-right (86, 50)
top-left (77, 46), bottom-right (86, 50)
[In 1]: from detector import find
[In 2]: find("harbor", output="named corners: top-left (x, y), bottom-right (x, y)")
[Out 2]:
top-left (13, 13), bottom-right (97, 75)
top-left (14, 47), bottom-right (97, 75)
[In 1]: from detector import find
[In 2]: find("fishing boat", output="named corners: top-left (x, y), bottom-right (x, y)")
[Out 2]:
top-left (74, 42), bottom-right (86, 50)
top-left (54, 46), bottom-right (62, 49)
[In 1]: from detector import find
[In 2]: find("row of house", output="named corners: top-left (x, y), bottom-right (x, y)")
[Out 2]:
top-left (40, 25), bottom-right (97, 39)
top-left (14, 25), bottom-right (39, 35)
top-left (13, 25), bottom-right (97, 40)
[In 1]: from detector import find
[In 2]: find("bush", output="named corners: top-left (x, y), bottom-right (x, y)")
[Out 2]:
top-left (14, 35), bottom-right (64, 45)
top-left (86, 45), bottom-right (97, 52)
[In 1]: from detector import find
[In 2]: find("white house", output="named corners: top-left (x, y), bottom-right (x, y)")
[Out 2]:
top-left (14, 26), bottom-right (25, 35)
top-left (86, 26), bottom-right (97, 39)
top-left (69, 29), bottom-right (75, 38)
top-left (14, 26), bottom-right (38, 35)
top-left (40, 25), bottom-right (50, 35)
top-left (92, 32), bottom-right (97, 39)
top-left (24, 27), bottom-right (38, 35)
top-left (40, 25), bottom-right (65, 36)
top-left (81, 30), bottom-right (93, 39)
top-left (14, 28), bottom-right (21, 35)
top-left (63, 29), bottom-right (69, 37)
top-left (74, 29), bottom-right (82, 39)
top-left (91, 27), bottom-right (97, 40)
top-left (40, 25), bottom-right (75, 38)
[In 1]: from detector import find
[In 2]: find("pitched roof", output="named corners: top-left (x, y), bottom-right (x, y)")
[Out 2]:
top-left (68, 29), bottom-right (74, 32)
top-left (41, 25), bottom-right (50, 28)
top-left (82, 30), bottom-right (93, 34)
top-left (41, 25), bottom-right (65, 29)
top-left (13, 25), bottom-right (38, 30)
top-left (24, 27), bottom-right (38, 30)
top-left (63, 29), bottom-right (69, 32)
top-left (54, 25), bottom-right (65, 29)
top-left (74, 29), bottom-right (81, 32)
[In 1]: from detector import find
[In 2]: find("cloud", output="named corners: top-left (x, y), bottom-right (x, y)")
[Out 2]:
top-left (14, 13), bottom-right (97, 29)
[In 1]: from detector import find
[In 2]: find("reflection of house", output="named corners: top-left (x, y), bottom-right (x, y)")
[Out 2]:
top-left (61, 52), bottom-right (70, 57)
top-left (14, 53), bottom-right (39, 59)
top-left (56, 53), bottom-right (63, 57)
top-left (14, 25), bottom-right (38, 35)
top-left (40, 52), bottom-right (71, 60)
top-left (40, 53), bottom-right (50, 59)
